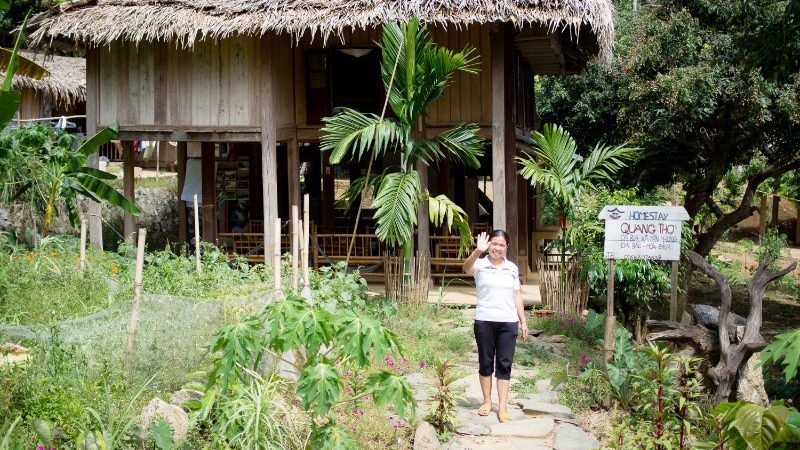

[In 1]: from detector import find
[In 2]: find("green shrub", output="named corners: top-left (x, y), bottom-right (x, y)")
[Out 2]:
top-left (529, 310), bottom-right (604, 344)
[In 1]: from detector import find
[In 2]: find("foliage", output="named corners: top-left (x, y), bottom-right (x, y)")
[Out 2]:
top-left (210, 372), bottom-right (308, 450)
top-left (537, 0), bottom-right (800, 257)
top-left (425, 359), bottom-right (464, 434)
top-left (697, 401), bottom-right (800, 450)
top-left (606, 327), bottom-right (640, 410)
top-left (0, 125), bottom-right (140, 234)
top-left (761, 328), bottom-right (800, 383)
top-left (558, 364), bottom-right (611, 412)
top-left (321, 18), bottom-right (483, 255)
top-left (529, 310), bottom-right (605, 344)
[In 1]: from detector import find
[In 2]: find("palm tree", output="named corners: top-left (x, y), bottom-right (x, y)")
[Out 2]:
top-left (320, 18), bottom-right (484, 266)
top-left (516, 124), bottom-right (638, 308)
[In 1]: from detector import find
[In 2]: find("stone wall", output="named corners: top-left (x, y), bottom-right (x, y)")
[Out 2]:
top-left (0, 186), bottom-right (179, 248)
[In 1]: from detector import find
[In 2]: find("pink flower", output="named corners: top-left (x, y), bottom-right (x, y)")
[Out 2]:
top-left (418, 362), bottom-right (426, 369)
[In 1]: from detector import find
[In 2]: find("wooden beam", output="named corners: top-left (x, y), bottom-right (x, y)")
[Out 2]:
top-left (491, 22), bottom-right (519, 263)
top-left (201, 142), bottom-right (217, 243)
top-left (86, 47), bottom-right (103, 249)
top-left (177, 142), bottom-right (187, 244)
top-left (260, 36), bottom-right (279, 257)
top-left (122, 140), bottom-right (136, 240)
top-left (115, 127), bottom-right (262, 142)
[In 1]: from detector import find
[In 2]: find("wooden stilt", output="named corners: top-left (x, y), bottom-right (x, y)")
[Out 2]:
top-left (260, 36), bottom-right (279, 260)
top-left (193, 195), bottom-right (201, 274)
top-left (122, 140), bottom-right (136, 240)
top-left (201, 142), bottom-right (216, 243)
top-left (292, 205), bottom-right (299, 293)
top-left (274, 218), bottom-right (282, 291)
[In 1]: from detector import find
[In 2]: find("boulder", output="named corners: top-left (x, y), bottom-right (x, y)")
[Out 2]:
top-left (413, 421), bottom-right (441, 450)
top-left (553, 423), bottom-right (600, 450)
top-left (140, 398), bottom-right (189, 440)
top-left (542, 334), bottom-right (570, 344)
top-left (169, 389), bottom-right (203, 407)
top-left (736, 352), bottom-right (769, 405)
top-left (689, 305), bottom-right (746, 340)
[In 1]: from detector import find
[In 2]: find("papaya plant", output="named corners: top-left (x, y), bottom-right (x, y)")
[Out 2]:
top-left (761, 328), bottom-right (800, 383)
top-left (698, 401), bottom-right (800, 450)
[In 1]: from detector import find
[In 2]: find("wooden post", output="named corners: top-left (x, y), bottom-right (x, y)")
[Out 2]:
top-left (491, 22), bottom-right (518, 262)
top-left (322, 152), bottom-right (335, 228)
top-left (758, 194), bottom-right (768, 240)
top-left (417, 161), bottom-right (430, 257)
top-left (303, 194), bottom-right (310, 287)
top-left (85, 48), bottom-right (103, 250)
top-left (122, 140), bottom-right (136, 240)
top-left (260, 36), bottom-right (279, 258)
top-left (604, 259), bottom-right (616, 363)
top-left (201, 142), bottom-right (216, 243)
top-left (669, 260), bottom-right (679, 321)
top-left (193, 194), bottom-right (201, 274)
top-left (273, 218), bottom-right (282, 291)
top-left (292, 205), bottom-right (299, 292)
top-left (155, 142), bottom-right (160, 181)
top-left (288, 138), bottom-right (301, 213)
top-left (79, 216), bottom-right (87, 272)
top-left (177, 142), bottom-right (187, 244)
top-left (125, 227), bottom-right (146, 376)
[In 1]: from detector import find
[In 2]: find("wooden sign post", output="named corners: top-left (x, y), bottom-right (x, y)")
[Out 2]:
top-left (598, 205), bottom-right (690, 361)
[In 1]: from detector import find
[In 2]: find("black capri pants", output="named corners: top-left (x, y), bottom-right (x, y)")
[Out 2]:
top-left (474, 320), bottom-right (518, 380)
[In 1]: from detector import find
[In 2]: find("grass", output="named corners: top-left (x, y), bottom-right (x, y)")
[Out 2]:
top-left (107, 175), bottom-right (177, 191)
top-left (385, 304), bottom-right (472, 369)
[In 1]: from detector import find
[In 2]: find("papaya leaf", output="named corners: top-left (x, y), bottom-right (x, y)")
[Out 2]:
top-left (333, 313), bottom-right (391, 366)
top-left (297, 361), bottom-right (342, 417)
top-left (365, 370), bottom-right (416, 418)
top-left (310, 422), bottom-right (357, 450)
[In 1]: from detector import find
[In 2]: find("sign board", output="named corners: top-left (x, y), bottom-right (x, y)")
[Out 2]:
top-left (598, 205), bottom-right (690, 261)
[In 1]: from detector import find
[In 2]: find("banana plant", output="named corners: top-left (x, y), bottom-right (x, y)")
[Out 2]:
top-left (321, 18), bottom-right (484, 263)
top-left (37, 123), bottom-right (140, 234)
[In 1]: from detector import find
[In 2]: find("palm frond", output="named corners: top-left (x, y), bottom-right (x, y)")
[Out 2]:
top-left (578, 142), bottom-right (639, 186)
top-left (335, 170), bottom-right (386, 212)
top-left (321, 108), bottom-right (405, 164)
top-left (373, 171), bottom-right (421, 248)
top-left (430, 124), bottom-right (484, 169)
top-left (428, 193), bottom-right (473, 256)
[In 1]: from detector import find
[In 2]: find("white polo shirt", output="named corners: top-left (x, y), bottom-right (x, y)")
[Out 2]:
top-left (472, 256), bottom-right (521, 322)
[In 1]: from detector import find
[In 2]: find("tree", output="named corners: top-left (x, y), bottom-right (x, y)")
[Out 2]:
top-left (536, 0), bottom-right (800, 258)
top-left (320, 18), bottom-right (484, 261)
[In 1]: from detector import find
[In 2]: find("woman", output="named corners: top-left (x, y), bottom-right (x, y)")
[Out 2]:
top-left (462, 230), bottom-right (528, 423)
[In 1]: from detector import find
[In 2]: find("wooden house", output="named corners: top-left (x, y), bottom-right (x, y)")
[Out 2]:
top-left (31, 0), bottom-right (614, 278)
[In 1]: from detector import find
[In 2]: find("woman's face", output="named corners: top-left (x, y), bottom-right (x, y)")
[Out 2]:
top-left (488, 236), bottom-right (508, 260)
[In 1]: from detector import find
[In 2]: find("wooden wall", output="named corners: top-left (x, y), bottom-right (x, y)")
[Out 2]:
top-left (18, 89), bottom-right (41, 120)
top-left (95, 35), bottom-right (294, 129)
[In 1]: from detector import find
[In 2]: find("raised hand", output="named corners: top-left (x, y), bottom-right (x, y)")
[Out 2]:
top-left (475, 232), bottom-right (490, 253)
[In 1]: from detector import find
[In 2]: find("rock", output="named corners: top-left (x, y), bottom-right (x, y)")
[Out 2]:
top-left (689, 305), bottom-right (746, 340)
top-left (523, 391), bottom-right (560, 403)
top-left (0, 342), bottom-right (30, 367)
top-left (444, 436), bottom-right (550, 450)
top-left (490, 417), bottom-right (554, 438)
top-left (413, 421), bottom-right (441, 450)
top-left (518, 401), bottom-right (574, 419)
top-left (553, 423), bottom-right (600, 449)
top-left (456, 406), bottom-right (525, 428)
top-left (535, 379), bottom-right (551, 392)
top-left (542, 334), bottom-right (570, 344)
top-left (736, 352), bottom-right (769, 405)
top-left (528, 329), bottom-right (544, 337)
top-left (140, 398), bottom-right (189, 440)
top-left (169, 389), bottom-right (202, 407)
top-left (455, 424), bottom-right (490, 436)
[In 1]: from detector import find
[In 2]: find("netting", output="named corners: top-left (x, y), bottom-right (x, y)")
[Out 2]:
top-left (0, 270), bottom-right (273, 390)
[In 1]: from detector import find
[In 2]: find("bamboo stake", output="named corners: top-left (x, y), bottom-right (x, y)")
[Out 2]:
top-left (303, 194), bottom-right (310, 287)
top-left (193, 194), bottom-right (201, 274)
top-left (79, 215), bottom-right (87, 272)
top-left (292, 205), bottom-right (299, 293)
top-left (274, 218), bottom-right (282, 291)
top-left (125, 227), bottom-right (146, 377)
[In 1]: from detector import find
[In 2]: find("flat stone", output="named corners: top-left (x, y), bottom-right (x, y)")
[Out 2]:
top-left (405, 372), bottom-right (430, 386)
top-left (523, 391), bottom-right (560, 403)
top-left (553, 423), bottom-right (600, 450)
top-left (512, 368), bottom-right (539, 378)
top-left (535, 379), bottom-right (551, 392)
top-left (455, 406), bottom-right (525, 428)
top-left (542, 334), bottom-right (570, 344)
top-left (490, 417), bottom-right (554, 438)
top-left (413, 421), bottom-right (441, 450)
top-left (454, 375), bottom-right (485, 407)
top-left (455, 424), bottom-right (490, 436)
top-left (518, 401), bottom-right (574, 419)
top-left (528, 329), bottom-right (544, 337)
top-left (444, 436), bottom-right (550, 450)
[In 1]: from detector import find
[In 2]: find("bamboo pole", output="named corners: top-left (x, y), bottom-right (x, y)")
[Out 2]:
top-left (79, 215), bottom-right (87, 272)
top-left (603, 259), bottom-right (616, 364)
top-left (125, 227), bottom-right (146, 376)
top-left (303, 194), bottom-right (310, 287)
top-left (193, 194), bottom-right (201, 274)
top-left (274, 218), bottom-right (282, 291)
top-left (292, 205), bottom-right (299, 293)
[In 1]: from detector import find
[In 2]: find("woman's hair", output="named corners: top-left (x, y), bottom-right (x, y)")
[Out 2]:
top-left (489, 229), bottom-right (510, 245)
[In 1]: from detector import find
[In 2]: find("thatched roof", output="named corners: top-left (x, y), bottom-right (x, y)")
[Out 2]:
top-left (1, 51), bottom-right (86, 107)
top-left (30, 0), bottom-right (614, 61)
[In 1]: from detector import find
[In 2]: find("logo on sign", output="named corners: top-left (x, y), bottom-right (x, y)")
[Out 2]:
top-left (608, 207), bottom-right (624, 220)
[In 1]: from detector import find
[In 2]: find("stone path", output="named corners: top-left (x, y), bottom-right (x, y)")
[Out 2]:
top-left (407, 314), bottom-right (602, 450)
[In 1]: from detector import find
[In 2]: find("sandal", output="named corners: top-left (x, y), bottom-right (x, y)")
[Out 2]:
top-left (498, 410), bottom-right (512, 423)
top-left (477, 402), bottom-right (492, 416)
